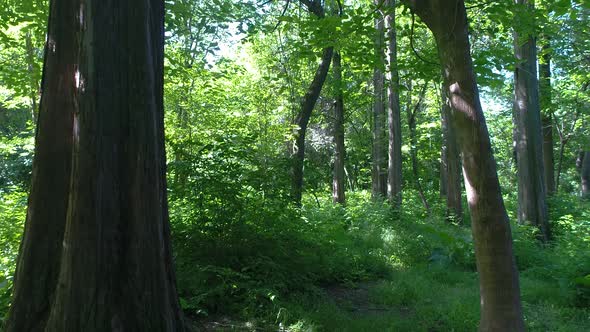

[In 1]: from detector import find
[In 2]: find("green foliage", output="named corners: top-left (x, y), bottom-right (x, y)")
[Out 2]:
top-left (0, 189), bottom-right (27, 320)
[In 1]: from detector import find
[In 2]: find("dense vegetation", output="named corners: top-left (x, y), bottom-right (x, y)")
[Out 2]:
top-left (1, 0), bottom-right (589, 330)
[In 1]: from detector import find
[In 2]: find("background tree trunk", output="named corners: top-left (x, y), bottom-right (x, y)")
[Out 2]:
top-left (9, 1), bottom-right (186, 330)
top-left (6, 1), bottom-right (76, 330)
top-left (371, 1), bottom-right (387, 199)
top-left (407, 82), bottom-right (430, 213)
top-left (385, 0), bottom-right (402, 207)
top-left (539, 38), bottom-right (555, 195)
top-left (579, 151), bottom-right (590, 199)
top-left (513, 0), bottom-right (550, 241)
top-left (403, 1), bottom-right (525, 330)
top-left (332, 51), bottom-right (346, 205)
top-left (441, 88), bottom-right (463, 223)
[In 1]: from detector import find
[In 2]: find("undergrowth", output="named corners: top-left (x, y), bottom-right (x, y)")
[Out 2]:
top-left (0, 188), bottom-right (588, 330)
top-left (170, 190), bottom-right (590, 331)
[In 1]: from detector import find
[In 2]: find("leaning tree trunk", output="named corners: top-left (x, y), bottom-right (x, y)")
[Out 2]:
top-left (332, 50), bottom-right (346, 205)
top-left (9, 1), bottom-right (186, 331)
top-left (6, 1), bottom-right (75, 330)
top-left (513, 0), bottom-right (550, 241)
top-left (291, 1), bottom-right (333, 206)
top-left (403, 1), bottom-right (525, 330)
top-left (371, 1), bottom-right (387, 199)
top-left (539, 37), bottom-right (555, 195)
top-left (291, 47), bottom-right (333, 205)
top-left (385, 0), bottom-right (402, 207)
top-left (441, 87), bottom-right (463, 223)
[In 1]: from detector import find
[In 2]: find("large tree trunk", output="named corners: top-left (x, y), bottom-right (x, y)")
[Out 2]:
top-left (385, 0), bottom-right (402, 207)
top-left (403, 1), bottom-right (525, 330)
top-left (6, 1), bottom-right (76, 330)
top-left (8, 1), bottom-right (186, 331)
top-left (332, 51), bottom-right (346, 205)
top-left (579, 151), bottom-right (590, 199)
top-left (513, 0), bottom-right (550, 241)
top-left (441, 88), bottom-right (463, 223)
top-left (539, 38), bottom-right (555, 195)
top-left (371, 0), bottom-right (387, 199)
top-left (291, 47), bottom-right (333, 205)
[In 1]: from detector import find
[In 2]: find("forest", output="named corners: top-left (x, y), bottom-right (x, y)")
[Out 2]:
top-left (0, 0), bottom-right (589, 331)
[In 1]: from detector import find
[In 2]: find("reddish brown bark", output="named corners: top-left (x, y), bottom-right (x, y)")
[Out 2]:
top-left (6, 1), bottom-right (76, 329)
top-left (8, 1), bottom-right (186, 331)
top-left (402, 1), bottom-right (525, 330)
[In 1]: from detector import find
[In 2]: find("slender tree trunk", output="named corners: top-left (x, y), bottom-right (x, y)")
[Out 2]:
top-left (579, 151), bottom-right (590, 199)
top-left (440, 109), bottom-right (448, 197)
top-left (407, 83), bottom-right (430, 213)
top-left (372, 1), bottom-right (387, 199)
top-left (291, 47), bottom-right (334, 205)
top-left (332, 51), bottom-right (346, 205)
top-left (385, 0), bottom-right (402, 207)
top-left (403, 1), bottom-right (525, 330)
top-left (513, 0), bottom-right (550, 241)
top-left (539, 37), bottom-right (555, 195)
top-left (6, 1), bottom-right (75, 330)
top-left (9, 1), bottom-right (186, 330)
top-left (291, 1), bottom-right (333, 206)
top-left (441, 87), bottom-right (463, 223)
top-left (555, 138), bottom-right (567, 192)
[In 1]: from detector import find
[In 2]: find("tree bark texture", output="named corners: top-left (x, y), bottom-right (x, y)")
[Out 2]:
top-left (513, 0), bottom-right (550, 241)
top-left (385, 0), bottom-right (402, 207)
top-left (538, 39), bottom-right (555, 195)
top-left (8, 1), bottom-right (186, 331)
top-left (372, 0), bottom-right (387, 199)
top-left (441, 88), bottom-right (463, 223)
top-left (291, 47), bottom-right (333, 205)
top-left (332, 51), bottom-right (346, 205)
top-left (580, 151), bottom-right (590, 199)
top-left (403, 1), bottom-right (525, 330)
top-left (6, 1), bottom-right (76, 330)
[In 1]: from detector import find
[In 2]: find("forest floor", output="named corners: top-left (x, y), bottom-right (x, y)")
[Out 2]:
top-left (179, 192), bottom-right (590, 331)
top-left (195, 280), bottom-right (409, 331)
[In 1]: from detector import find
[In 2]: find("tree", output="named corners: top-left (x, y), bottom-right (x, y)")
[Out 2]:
top-left (539, 36), bottom-right (555, 195)
top-left (401, 1), bottom-right (525, 330)
top-left (440, 87), bottom-right (462, 223)
top-left (385, 0), bottom-right (402, 207)
top-left (371, 0), bottom-right (387, 199)
top-left (7, 1), bottom-right (186, 330)
top-left (406, 80), bottom-right (430, 212)
top-left (513, 0), bottom-right (550, 241)
top-left (332, 50), bottom-right (346, 205)
top-left (290, 0), bottom-right (333, 205)
top-left (578, 151), bottom-right (590, 199)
